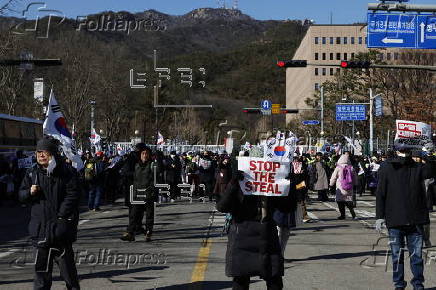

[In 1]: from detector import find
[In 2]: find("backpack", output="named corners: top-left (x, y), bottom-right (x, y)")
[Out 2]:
top-left (84, 162), bottom-right (95, 181)
top-left (340, 165), bottom-right (353, 191)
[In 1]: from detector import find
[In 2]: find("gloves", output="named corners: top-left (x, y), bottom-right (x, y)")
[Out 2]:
top-left (375, 219), bottom-right (386, 232)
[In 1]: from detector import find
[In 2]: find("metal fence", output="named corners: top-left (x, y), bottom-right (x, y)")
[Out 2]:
top-left (111, 142), bottom-right (225, 154)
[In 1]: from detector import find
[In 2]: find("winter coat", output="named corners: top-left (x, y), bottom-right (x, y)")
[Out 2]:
top-left (19, 160), bottom-right (80, 247)
top-left (213, 163), bottom-right (232, 195)
top-left (311, 161), bottom-right (329, 191)
top-left (216, 179), bottom-right (284, 279)
top-left (164, 156), bottom-right (182, 184)
top-left (133, 161), bottom-right (156, 202)
top-left (330, 155), bottom-right (357, 203)
top-left (199, 157), bottom-right (216, 183)
top-left (120, 152), bottom-right (139, 186)
top-left (376, 156), bottom-right (434, 228)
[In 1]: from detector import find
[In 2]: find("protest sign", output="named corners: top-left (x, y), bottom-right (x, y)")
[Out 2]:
top-left (238, 157), bottom-right (291, 197)
top-left (394, 120), bottom-right (433, 150)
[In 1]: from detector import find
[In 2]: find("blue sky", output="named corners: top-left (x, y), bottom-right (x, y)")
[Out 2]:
top-left (9, 0), bottom-right (436, 24)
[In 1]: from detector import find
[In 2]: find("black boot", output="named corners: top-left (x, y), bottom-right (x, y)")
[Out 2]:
top-left (120, 232), bottom-right (135, 242)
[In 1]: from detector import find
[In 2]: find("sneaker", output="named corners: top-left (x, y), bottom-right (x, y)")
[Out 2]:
top-left (145, 231), bottom-right (152, 242)
top-left (120, 232), bottom-right (135, 242)
top-left (337, 216), bottom-right (345, 220)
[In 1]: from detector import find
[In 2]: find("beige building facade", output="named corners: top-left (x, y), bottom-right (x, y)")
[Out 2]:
top-left (285, 24), bottom-right (400, 125)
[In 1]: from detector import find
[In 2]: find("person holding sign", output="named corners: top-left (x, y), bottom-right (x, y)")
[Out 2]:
top-left (217, 155), bottom-right (289, 290)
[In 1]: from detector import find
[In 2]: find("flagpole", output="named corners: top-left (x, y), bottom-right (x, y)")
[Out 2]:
top-left (90, 100), bottom-right (96, 153)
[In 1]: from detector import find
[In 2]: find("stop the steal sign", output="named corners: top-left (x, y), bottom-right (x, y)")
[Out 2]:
top-left (238, 157), bottom-right (291, 197)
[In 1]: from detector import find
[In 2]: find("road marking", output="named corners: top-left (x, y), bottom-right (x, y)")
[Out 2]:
top-left (0, 249), bottom-right (20, 259)
top-left (190, 239), bottom-right (212, 283)
top-left (359, 201), bottom-right (375, 207)
top-left (78, 219), bottom-right (90, 226)
top-left (307, 212), bottom-right (319, 220)
top-left (103, 211), bottom-right (110, 214)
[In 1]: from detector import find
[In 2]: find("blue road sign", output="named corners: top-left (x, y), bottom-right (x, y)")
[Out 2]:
top-left (302, 120), bottom-right (320, 125)
top-left (368, 13), bottom-right (436, 49)
top-left (417, 15), bottom-right (436, 49)
top-left (336, 104), bottom-right (366, 121)
top-left (261, 100), bottom-right (272, 110)
top-left (375, 96), bottom-right (383, 117)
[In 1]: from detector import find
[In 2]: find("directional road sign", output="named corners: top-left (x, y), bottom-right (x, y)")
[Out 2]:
top-left (336, 104), bottom-right (366, 121)
top-left (368, 13), bottom-right (436, 49)
top-left (261, 100), bottom-right (272, 110)
top-left (417, 15), bottom-right (436, 49)
top-left (302, 120), bottom-right (320, 125)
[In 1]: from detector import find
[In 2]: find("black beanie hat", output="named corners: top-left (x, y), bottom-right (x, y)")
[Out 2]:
top-left (36, 138), bottom-right (58, 155)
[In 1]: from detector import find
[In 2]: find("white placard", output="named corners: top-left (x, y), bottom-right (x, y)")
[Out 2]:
top-left (394, 120), bottom-right (433, 150)
top-left (238, 157), bottom-right (291, 197)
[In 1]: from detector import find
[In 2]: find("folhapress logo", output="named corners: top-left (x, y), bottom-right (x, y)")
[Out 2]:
top-left (12, 2), bottom-right (66, 39)
top-left (76, 14), bottom-right (167, 35)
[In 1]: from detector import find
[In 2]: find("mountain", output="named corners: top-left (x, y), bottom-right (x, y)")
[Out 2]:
top-left (0, 8), bottom-right (308, 143)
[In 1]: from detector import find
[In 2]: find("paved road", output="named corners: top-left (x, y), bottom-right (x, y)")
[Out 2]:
top-left (1, 194), bottom-right (436, 290)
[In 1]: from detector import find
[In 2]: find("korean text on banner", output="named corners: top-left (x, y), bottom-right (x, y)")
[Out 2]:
top-left (394, 120), bottom-right (433, 150)
top-left (238, 157), bottom-right (291, 197)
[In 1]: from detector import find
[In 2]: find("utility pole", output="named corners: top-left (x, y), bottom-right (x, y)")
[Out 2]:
top-left (369, 89), bottom-right (374, 155)
top-left (320, 86), bottom-right (324, 138)
top-left (154, 86), bottom-right (159, 146)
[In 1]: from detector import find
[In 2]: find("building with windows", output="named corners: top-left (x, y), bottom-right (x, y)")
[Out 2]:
top-left (285, 24), bottom-right (400, 125)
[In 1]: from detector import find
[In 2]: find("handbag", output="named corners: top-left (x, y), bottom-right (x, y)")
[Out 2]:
top-left (296, 181), bottom-right (306, 190)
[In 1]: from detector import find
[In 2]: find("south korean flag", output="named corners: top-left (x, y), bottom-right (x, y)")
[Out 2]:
top-left (264, 131), bottom-right (297, 162)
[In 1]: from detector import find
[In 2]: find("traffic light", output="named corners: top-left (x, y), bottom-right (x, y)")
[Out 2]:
top-left (277, 60), bottom-right (307, 68)
top-left (242, 108), bottom-right (262, 114)
top-left (281, 109), bottom-right (299, 114)
top-left (340, 60), bottom-right (371, 69)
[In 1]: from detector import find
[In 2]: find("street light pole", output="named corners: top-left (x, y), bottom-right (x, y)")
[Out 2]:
top-left (369, 89), bottom-right (374, 155)
top-left (320, 86), bottom-right (324, 139)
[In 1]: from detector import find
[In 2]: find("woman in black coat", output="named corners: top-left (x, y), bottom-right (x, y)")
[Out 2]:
top-left (216, 177), bottom-right (284, 290)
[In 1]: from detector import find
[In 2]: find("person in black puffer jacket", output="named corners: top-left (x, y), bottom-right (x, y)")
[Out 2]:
top-left (217, 175), bottom-right (284, 290)
top-left (19, 138), bottom-right (80, 290)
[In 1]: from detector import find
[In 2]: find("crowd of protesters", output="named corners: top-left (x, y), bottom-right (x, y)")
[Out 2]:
top-left (2, 137), bottom-right (436, 290)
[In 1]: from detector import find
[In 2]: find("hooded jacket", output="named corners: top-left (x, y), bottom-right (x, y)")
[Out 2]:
top-left (376, 156), bottom-right (434, 228)
top-left (330, 154), bottom-right (357, 202)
